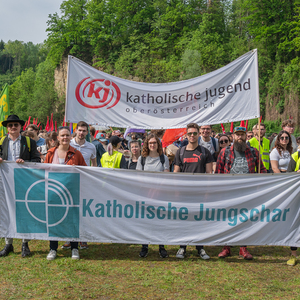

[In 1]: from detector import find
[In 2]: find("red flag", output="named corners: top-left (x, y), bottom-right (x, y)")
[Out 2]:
top-left (23, 120), bottom-right (27, 131)
top-left (240, 120), bottom-right (245, 127)
top-left (161, 128), bottom-right (187, 148)
top-left (40, 125), bottom-right (42, 130)
top-left (55, 121), bottom-right (57, 132)
top-left (35, 118), bottom-right (38, 125)
top-left (260, 116), bottom-right (263, 123)
top-left (230, 122), bottom-right (234, 133)
top-left (33, 118), bottom-right (36, 125)
top-left (37, 122), bottom-right (40, 128)
top-left (245, 120), bottom-right (249, 131)
top-left (50, 113), bottom-right (54, 131)
top-left (220, 124), bottom-right (225, 134)
top-left (94, 130), bottom-right (99, 138)
top-left (27, 116), bottom-right (31, 125)
top-left (62, 116), bottom-right (66, 126)
top-left (45, 116), bottom-right (50, 131)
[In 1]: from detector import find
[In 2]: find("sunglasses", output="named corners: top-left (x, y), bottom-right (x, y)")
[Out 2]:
top-left (7, 123), bottom-right (20, 128)
top-left (247, 135), bottom-right (253, 138)
top-left (187, 132), bottom-right (198, 136)
top-left (234, 126), bottom-right (247, 133)
top-left (280, 136), bottom-right (289, 141)
top-left (220, 139), bottom-right (229, 144)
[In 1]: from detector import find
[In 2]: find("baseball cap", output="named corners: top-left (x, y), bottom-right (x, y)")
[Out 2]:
top-left (96, 132), bottom-right (107, 142)
top-left (234, 126), bottom-right (247, 134)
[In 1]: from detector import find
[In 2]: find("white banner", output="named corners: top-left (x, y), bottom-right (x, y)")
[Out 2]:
top-left (65, 50), bottom-right (260, 129)
top-left (1, 162), bottom-right (300, 246)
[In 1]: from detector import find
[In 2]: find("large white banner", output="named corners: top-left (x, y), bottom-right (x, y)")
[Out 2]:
top-left (65, 50), bottom-right (260, 129)
top-left (1, 162), bottom-right (300, 246)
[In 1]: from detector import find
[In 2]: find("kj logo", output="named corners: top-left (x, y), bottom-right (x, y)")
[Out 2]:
top-left (75, 77), bottom-right (121, 109)
top-left (15, 169), bottom-right (80, 238)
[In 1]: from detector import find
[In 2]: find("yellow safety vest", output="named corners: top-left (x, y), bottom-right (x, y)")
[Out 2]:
top-left (248, 137), bottom-right (270, 170)
top-left (100, 151), bottom-right (123, 168)
top-left (291, 151), bottom-right (300, 171)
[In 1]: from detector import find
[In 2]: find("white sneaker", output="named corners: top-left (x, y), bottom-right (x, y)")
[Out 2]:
top-left (47, 250), bottom-right (57, 261)
top-left (199, 249), bottom-right (210, 260)
top-left (176, 248), bottom-right (186, 259)
top-left (72, 248), bottom-right (80, 260)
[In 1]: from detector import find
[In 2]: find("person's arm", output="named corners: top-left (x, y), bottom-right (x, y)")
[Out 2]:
top-left (269, 149), bottom-right (280, 173)
top-left (91, 157), bottom-right (97, 167)
top-left (205, 162), bottom-right (213, 174)
top-left (271, 160), bottom-right (280, 173)
top-left (173, 165), bottom-right (181, 172)
top-left (173, 149), bottom-right (181, 172)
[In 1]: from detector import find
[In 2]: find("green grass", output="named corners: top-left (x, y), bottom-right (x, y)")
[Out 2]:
top-left (0, 239), bottom-right (299, 299)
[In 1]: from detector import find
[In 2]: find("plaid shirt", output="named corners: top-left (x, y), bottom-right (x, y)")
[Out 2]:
top-left (215, 145), bottom-right (267, 174)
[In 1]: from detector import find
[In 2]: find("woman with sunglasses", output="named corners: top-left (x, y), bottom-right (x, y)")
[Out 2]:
top-left (44, 126), bottom-right (87, 261)
top-left (136, 133), bottom-right (169, 258)
top-left (217, 134), bottom-right (231, 158)
top-left (270, 130), bottom-right (292, 173)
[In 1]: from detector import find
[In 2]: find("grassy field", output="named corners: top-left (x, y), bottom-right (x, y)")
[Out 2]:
top-left (0, 239), bottom-right (299, 299)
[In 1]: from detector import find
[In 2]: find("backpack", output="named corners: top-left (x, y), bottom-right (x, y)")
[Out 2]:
top-left (198, 136), bottom-right (218, 161)
top-left (0, 136), bottom-right (31, 152)
top-left (141, 154), bottom-right (165, 171)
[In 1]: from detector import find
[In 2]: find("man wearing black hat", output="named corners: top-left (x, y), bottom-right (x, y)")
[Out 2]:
top-left (0, 114), bottom-right (41, 258)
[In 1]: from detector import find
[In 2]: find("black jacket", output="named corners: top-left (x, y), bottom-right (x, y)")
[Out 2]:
top-left (0, 135), bottom-right (41, 162)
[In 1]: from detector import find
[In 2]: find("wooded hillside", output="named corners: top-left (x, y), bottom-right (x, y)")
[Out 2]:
top-left (2, 0), bottom-right (300, 128)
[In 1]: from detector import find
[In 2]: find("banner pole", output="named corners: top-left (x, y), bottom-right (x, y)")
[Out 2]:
top-left (258, 117), bottom-right (261, 173)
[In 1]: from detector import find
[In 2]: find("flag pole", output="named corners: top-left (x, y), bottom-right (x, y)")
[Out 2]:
top-left (258, 117), bottom-right (261, 173)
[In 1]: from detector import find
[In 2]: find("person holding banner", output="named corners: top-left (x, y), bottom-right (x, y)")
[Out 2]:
top-left (0, 114), bottom-right (41, 258)
top-left (44, 126), bottom-right (87, 260)
top-left (216, 126), bottom-right (267, 260)
top-left (173, 123), bottom-right (213, 260)
top-left (136, 133), bottom-right (169, 258)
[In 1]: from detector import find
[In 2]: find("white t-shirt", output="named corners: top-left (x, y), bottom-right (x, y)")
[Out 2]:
top-left (270, 148), bottom-right (291, 170)
top-left (70, 138), bottom-right (96, 166)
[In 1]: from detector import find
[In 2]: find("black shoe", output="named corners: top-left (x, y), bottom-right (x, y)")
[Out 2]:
top-left (21, 242), bottom-right (31, 258)
top-left (139, 246), bottom-right (148, 258)
top-left (0, 244), bottom-right (14, 257)
top-left (159, 247), bottom-right (168, 258)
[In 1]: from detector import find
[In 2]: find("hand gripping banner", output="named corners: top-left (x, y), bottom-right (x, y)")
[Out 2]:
top-left (1, 162), bottom-right (299, 246)
top-left (65, 50), bottom-right (260, 129)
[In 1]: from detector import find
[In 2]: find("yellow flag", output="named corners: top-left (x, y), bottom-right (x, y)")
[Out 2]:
top-left (0, 84), bottom-right (10, 137)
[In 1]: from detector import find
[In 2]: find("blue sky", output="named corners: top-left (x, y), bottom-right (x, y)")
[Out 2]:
top-left (0, 0), bottom-right (63, 44)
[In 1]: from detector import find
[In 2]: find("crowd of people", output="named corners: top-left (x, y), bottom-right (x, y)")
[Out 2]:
top-left (0, 114), bottom-right (299, 266)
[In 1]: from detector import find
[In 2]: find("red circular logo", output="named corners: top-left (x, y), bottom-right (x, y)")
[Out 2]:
top-left (75, 77), bottom-right (121, 109)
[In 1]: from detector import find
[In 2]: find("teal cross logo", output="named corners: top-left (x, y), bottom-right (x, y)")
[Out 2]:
top-left (15, 169), bottom-right (80, 238)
